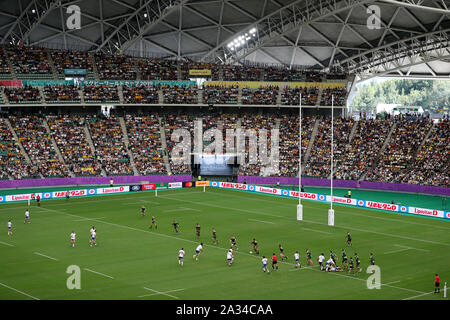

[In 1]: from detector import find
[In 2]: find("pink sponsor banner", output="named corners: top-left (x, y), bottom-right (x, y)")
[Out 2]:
top-left (219, 182), bottom-right (248, 190)
top-left (365, 200), bottom-right (398, 212)
top-left (289, 190), bottom-right (318, 200)
top-left (52, 189), bottom-right (87, 198)
top-left (0, 80), bottom-right (22, 87)
top-left (96, 186), bottom-right (130, 194)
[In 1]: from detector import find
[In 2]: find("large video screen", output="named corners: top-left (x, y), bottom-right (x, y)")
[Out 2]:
top-left (199, 155), bottom-right (233, 176)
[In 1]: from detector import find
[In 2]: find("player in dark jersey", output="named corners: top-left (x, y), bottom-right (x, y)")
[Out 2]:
top-left (271, 253), bottom-right (279, 271)
top-left (230, 235), bottom-right (238, 250)
top-left (36, 194), bottom-right (41, 207)
top-left (173, 220), bottom-right (179, 234)
top-left (348, 257), bottom-right (354, 273)
top-left (306, 249), bottom-right (314, 266)
top-left (195, 223), bottom-right (201, 239)
top-left (149, 216), bottom-right (157, 229)
top-left (354, 253), bottom-right (361, 272)
top-left (212, 228), bottom-right (218, 244)
top-left (251, 238), bottom-right (259, 255)
top-left (346, 232), bottom-right (352, 246)
top-left (279, 244), bottom-right (287, 260)
top-left (66, 192), bottom-right (70, 201)
top-left (141, 205), bottom-right (146, 217)
top-left (329, 250), bottom-right (337, 265)
top-left (369, 253), bottom-right (375, 265)
top-left (341, 249), bottom-right (348, 269)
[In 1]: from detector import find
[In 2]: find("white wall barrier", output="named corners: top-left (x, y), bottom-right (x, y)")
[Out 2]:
top-left (209, 181), bottom-right (448, 220)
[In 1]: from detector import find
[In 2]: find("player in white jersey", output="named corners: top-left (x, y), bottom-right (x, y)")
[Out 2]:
top-left (24, 209), bottom-right (30, 224)
top-left (262, 256), bottom-right (269, 273)
top-left (178, 248), bottom-right (185, 266)
top-left (227, 249), bottom-right (233, 266)
top-left (193, 243), bottom-right (203, 261)
top-left (89, 226), bottom-right (97, 247)
top-left (7, 220), bottom-right (12, 235)
top-left (294, 251), bottom-right (301, 268)
top-left (70, 231), bottom-right (76, 247)
top-left (318, 253), bottom-right (325, 271)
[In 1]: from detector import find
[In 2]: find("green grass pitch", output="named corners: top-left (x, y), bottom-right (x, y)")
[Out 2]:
top-left (0, 187), bottom-right (449, 300)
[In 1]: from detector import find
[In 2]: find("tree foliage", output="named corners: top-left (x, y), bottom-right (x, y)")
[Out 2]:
top-left (349, 79), bottom-right (450, 113)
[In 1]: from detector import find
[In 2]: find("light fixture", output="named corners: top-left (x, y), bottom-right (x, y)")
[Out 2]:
top-left (144, 13), bottom-right (148, 18)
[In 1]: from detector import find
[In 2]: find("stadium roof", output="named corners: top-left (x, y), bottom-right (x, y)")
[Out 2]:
top-left (0, 0), bottom-right (449, 82)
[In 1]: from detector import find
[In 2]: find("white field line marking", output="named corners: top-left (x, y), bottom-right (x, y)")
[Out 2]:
top-left (179, 206), bottom-right (201, 212)
top-left (402, 291), bottom-right (435, 300)
top-left (0, 281), bottom-right (39, 300)
top-left (37, 206), bottom-right (426, 297)
top-left (73, 217), bottom-right (106, 222)
top-left (0, 241), bottom-right (14, 247)
top-left (83, 268), bottom-right (114, 279)
top-left (384, 248), bottom-right (412, 255)
top-left (159, 194), bottom-right (450, 247)
top-left (394, 244), bottom-right (430, 252)
top-left (162, 208), bottom-right (185, 213)
top-left (301, 227), bottom-right (331, 235)
top-left (142, 287), bottom-right (180, 299)
top-left (207, 189), bottom-right (450, 231)
top-left (138, 288), bottom-right (185, 298)
top-left (248, 218), bottom-right (275, 225)
top-left (33, 252), bottom-right (58, 261)
top-left (384, 280), bottom-right (401, 285)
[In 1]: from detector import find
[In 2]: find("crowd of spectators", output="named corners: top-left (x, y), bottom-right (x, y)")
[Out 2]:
top-left (0, 118), bottom-right (38, 180)
top-left (125, 114), bottom-right (166, 175)
top-left (303, 117), bottom-right (354, 178)
top-left (164, 114), bottom-right (194, 174)
top-left (43, 85), bottom-right (81, 103)
top-left (4, 85), bottom-right (41, 103)
top-left (321, 87), bottom-right (347, 106)
top-left (94, 52), bottom-right (136, 80)
top-left (401, 119), bottom-right (449, 187)
top-left (6, 46), bottom-right (52, 77)
top-left (83, 85), bottom-right (120, 103)
top-left (180, 62), bottom-right (219, 80)
top-left (203, 85), bottom-right (238, 104)
top-left (51, 49), bottom-right (94, 78)
top-left (86, 115), bottom-right (133, 176)
top-left (162, 85), bottom-right (198, 104)
top-left (281, 86), bottom-right (319, 106)
top-left (47, 115), bottom-right (102, 176)
top-left (238, 113), bottom-right (277, 176)
top-left (0, 47), bottom-right (11, 77)
top-left (335, 119), bottom-right (391, 180)
top-left (122, 85), bottom-right (159, 104)
top-left (366, 118), bottom-right (433, 183)
top-left (222, 65), bottom-right (262, 81)
top-left (138, 58), bottom-right (178, 80)
top-left (9, 115), bottom-right (69, 177)
top-left (241, 86), bottom-right (278, 105)
top-left (278, 115), bottom-right (315, 177)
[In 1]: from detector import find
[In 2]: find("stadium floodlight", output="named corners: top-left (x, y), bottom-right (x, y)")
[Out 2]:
top-left (328, 95), bottom-right (335, 226)
top-left (297, 92), bottom-right (303, 221)
top-left (227, 27), bottom-right (258, 52)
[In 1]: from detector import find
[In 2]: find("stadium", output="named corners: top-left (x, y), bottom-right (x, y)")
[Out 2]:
top-left (0, 0), bottom-right (449, 304)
